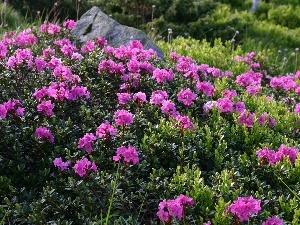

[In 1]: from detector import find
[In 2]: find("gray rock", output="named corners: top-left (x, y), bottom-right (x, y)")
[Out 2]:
top-left (72, 6), bottom-right (164, 59)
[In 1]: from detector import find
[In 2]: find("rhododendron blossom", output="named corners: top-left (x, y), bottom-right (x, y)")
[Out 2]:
top-left (150, 90), bottom-right (168, 105)
top-left (238, 110), bottom-right (255, 127)
top-left (177, 88), bottom-right (196, 106)
top-left (133, 92), bottom-right (147, 103)
top-left (113, 145), bottom-right (139, 164)
top-left (37, 100), bottom-right (54, 116)
top-left (196, 81), bottom-right (214, 96)
top-left (113, 109), bottom-right (134, 126)
top-left (117, 93), bottom-right (131, 105)
top-left (257, 145), bottom-right (299, 165)
top-left (175, 115), bottom-right (194, 132)
top-left (157, 194), bottom-right (194, 222)
top-left (78, 133), bottom-right (97, 153)
top-left (203, 222), bottom-right (211, 225)
top-left (35, 126), bottom-right (54, 143)
top-left (262, 216), bottom-right (284, 225)
top-left (63, 19), bottom-right (76, 29)
top-left (216, 97), bottom-right (234, 113)
top-left (226, 196), bottom-right (261, 222)
top-left (73, 158), bottom-right (98, 177)
top-left (96, 121), bottom-right (117, 138)
top-left (161, 100), bottom-right (178, 117)
top-left (53, 157), bottom-right (71, 171)
top-left (152, 68), bottom-right (174, 83)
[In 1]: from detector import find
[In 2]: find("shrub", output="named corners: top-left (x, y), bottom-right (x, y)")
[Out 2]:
top-left (0, 20), bottom-right (299, 224)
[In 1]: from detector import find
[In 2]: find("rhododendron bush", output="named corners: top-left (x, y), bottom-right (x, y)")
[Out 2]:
top-left (0, 21), bottom-right (300, 224)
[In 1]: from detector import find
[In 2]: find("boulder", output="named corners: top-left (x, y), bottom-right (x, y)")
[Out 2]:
top-left (72, 6), bottom-right (164, 59)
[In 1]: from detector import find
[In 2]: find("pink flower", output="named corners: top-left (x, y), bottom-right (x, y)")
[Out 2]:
top-left (0, 104), bottom-right (8, 119)
top-left (16, 107), bottom-right (25, 116)
top-left (150, 90), bottom-right (168, 105)
top-left (236, 69), bottom-right (262, 87)
top-left (246, 85), bottom-right (260, 95)
top-left (113, 109), bottom-right (134, 126)
top-left (37, 100), bottom-right (54, 116)
top-left (133, 92), bottom-right (147, 103)
top-left (256, 147), bottom-right (277, 165)
top-left (152, 68), bottom-right (174, 83)
top-left (262, 216), bottom-right (284, 225)
top-left (226, 196), bottom-right (261, 222)
top-left (65, 86), bottom-right (90, 100)
top-left (81, 40), bottom-right (95, 53)
top-left (113, 145), bottom-right (139, 165)
top-left (78, 133), bottom-right (97, 153)
top-left (216, 97), bottom-right (234, 113)
top-left (157, 195), bottom-right (194, 222)
top-left (238, 110), bottom-right (255, 127)
top-left (161, 100), bottom-right (179, 117)
top-left (222, 89), bottom-right (237, 99)
top-left (35, 56), bottom-right (47, 72)
top-left (53, 157), bottom-right (71, 171)
top-left (294, 103), bottom-right (300, 114)
top-left (196, 81), bottom-right (215, 97)
top-left (96, 121), bottom-right (117, 138)
top-left (177, 88), bottom-right (196, 106)
top-left (15, 29), bottom-right (38, 46)
top-left (127, 57), bottom-right (140, 73)
top-left (258, 112), bottom-right (276, 126)
top-left (203, 222), bottom-right (211, 225)
top-left (35, 126), bottom-right (54, 143)
top-left (73, 158), bottom-right (98, 177)
top-left (175, 115), bottom-right (194, 132)
top-left (235, 101), bottom-right (246, 113)
top-left (63, 19), bottom-right (76, 29)
top-left (117, 93), bottom-right (131, 105)
top-left (203, 101), bottom-right (217, 113)
top-left (276, 144), bottom-right (299, 164)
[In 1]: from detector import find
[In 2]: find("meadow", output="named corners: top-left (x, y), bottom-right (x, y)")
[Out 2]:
top-left (0, 19), bottom-right (299, 225)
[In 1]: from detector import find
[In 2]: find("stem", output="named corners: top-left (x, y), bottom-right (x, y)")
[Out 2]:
top-left (105, 163), bottom-right (120, 225)
top-left (275, 173), bottom-right (300, 201)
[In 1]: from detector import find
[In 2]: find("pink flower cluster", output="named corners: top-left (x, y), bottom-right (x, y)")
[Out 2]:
top-left (157, 194), bottom-right (194, 222)
top-left (175, 114), bottom-right (194, 133)
top-left (161, 100), bottom-right (179, 117)
top-left (78, 133), bottom-right (97, 153)
top-left (258, 112), bottom-right (276, 126)
top-left (37, 100), bottom-right (55, 116)
top-left (63, 19), bottom-right (77, 30)
top-left (113, 145), bottom-right (139, 165)
top-left (117, 92), bottom-right (131, 105)
top-left (0, 99), bottom-right (25, 119)
top-left (236, 69), bottom-right (262, 87)
top-left (270, 75), bottom-right (297, 91)
top-left (40, 22), bottom-right (61, 34)
top-left (152, 68), bottom-right (174, 83)
top-left (73, 158), bottom-right (98, 177)
top-left (257, 144), bottom-right (299, 165)
top-left (238, 110), bottom-right (255, 127)
top-left (53, 157), bottom-right (71, 171)
top-left (150, 90), bottom-right (169, 105)
top-left (216, 97), bottom-right (234, 113)
top-left (35, 126), bottom-right (54, 143)
top-left (33, 82), bottom-right (90, 102)
top-left (177, 88), bottom-right (196, 106)
top-left (196, 81), bottom-right (215, 97)
top-left (96, 121), bottom-right (117, 139)
top-left (262, 216), bottom-right (284, 225)
top-left (226, 196), bottom-right (261, 222)
top-left (113, 109), bottom-right (134, 126)
top-left (133, 92), bottom-right (147, 106)
top-left (234, 52), bottom-right (260, 69)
